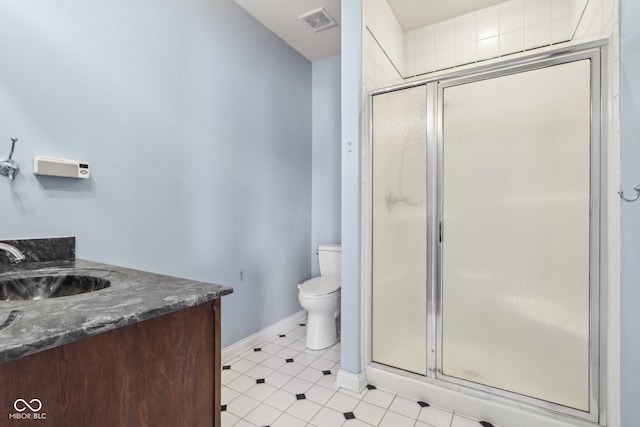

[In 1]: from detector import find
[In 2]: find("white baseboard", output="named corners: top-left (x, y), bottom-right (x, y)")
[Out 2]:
top-left (222, 310), bottom-right (307, 362)
top-left (336, 368), bottom-right (368, 393)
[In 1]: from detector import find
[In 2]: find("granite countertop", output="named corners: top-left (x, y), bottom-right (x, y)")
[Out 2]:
top-left (0, 258), bottom-right (233, 363)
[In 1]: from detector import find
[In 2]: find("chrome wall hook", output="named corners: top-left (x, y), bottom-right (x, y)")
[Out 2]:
top-left (619, 185), bottom-right (640, 202)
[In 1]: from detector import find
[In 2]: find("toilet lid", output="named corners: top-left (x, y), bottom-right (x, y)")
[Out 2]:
top-left (298, 277), bottom-right (340, 296)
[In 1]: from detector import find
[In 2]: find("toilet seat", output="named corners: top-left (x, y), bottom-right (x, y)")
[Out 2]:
top-left (298, 277), bottom-right (340, 297)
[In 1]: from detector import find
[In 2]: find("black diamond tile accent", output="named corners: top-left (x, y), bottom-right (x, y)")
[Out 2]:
top-left (222, 365), bottom-right (231, 370)
top-left (254, 347), bottom-right (262, 352)
top-left (286, 358), bottom-right (294, 363)
top-left (278, 334), bottom-right (286, 338)
top-left (479, 422), bottom-right (495, 427)
top-left (417, 401), bottom-right (430, 408)
top-left (221, 405), bottom-right (227, 412)
top-left (322, 370), bottom-right (331, 375)
top-left (366, 384), bottom-right (377, 390)
top-left (343, 412), bottom-right (356, 420)
top-left (256, 378), bottom-right (265, 384)
top-left (296, 393), bottom-right (306, 400)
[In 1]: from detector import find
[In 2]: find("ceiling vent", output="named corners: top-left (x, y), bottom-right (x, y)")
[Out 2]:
top-left (299, 8), bottom-right (337, 33)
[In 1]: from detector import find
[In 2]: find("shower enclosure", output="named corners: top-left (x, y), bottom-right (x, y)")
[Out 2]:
top-left (370, 46), bottom-right (605, 423)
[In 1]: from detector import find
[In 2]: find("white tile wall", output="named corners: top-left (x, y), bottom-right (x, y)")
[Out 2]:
top-left (365, 0), bottom-right (405, 76)
top-left (411, 0), bottom-right (588, 77)
top-left (364, 0), bottom-right (618, 88)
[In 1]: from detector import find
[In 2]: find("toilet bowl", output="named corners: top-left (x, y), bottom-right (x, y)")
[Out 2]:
top-left (298, 244), bottom-right (341, 350)
top-left (298, 277), bottom-right (340, 350)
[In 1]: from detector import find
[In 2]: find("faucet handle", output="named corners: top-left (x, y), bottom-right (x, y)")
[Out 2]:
top-left (8, 137), bottom-right (18, 160)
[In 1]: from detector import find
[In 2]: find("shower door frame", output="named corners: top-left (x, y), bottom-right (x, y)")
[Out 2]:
top-left (366, 42), bottom-right (608, 425)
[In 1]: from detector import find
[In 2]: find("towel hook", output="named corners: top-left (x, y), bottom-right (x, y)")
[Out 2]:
top-left (619, 185), bottom-right (640, 202)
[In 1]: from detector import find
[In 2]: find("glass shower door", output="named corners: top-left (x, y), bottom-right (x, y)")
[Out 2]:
top-left (371, 85), bottom-right (428, 375)
top-left (439, 59), bottom-right (594, 412)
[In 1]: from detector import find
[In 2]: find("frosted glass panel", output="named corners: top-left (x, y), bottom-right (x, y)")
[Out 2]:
top-left (372, 85), bottom-right (427, 375)
top-left (441, 60), bottom-right (591, 410)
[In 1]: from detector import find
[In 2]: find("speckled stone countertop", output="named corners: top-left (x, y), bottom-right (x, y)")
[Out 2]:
top-left (0, 258), bottom-right (233, 363)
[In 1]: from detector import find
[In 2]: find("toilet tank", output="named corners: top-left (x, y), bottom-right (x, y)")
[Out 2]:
top-left (318, 244), bottom-right (341, 277)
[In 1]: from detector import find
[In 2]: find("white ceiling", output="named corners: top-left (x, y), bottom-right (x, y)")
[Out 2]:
top-left (233, 0), bottom-right (508, 62)
top-left (233, 0), bottom-right (341, 62)
top-left (387, 0), bottom-right (508, 31)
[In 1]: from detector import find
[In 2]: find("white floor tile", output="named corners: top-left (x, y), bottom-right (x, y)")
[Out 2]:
top-left (266, 370), bottom-right (293, 388)
top-left (288, 340), bottom-right (308, 351)
top-left (276, 347), bottom-right (301, 359)
top-left (244, 383), bottom-right (278, 402)
top-left (271, 412), bottom-right (307, 427)
top-left (244, 364), bottom-right (275, 380)
top-left (310, 357), bottom-right (336, 371)
top-left (325, 392), bottom-right (360, 413)
top-left (309, 406), bottom-right (346, 427)
top-left (274, 335), bottom-right (295, 346)
top-left (227, 374), bottom-right (256, 393)
top-left (452, 414), bottom-right (489, 426)
top-left (244, 402), bottom-right (283, 426)
top-left (262, 355), bottom-right (287, 370)
top-left (286, 399), bottom-right (322, 422)
top-left (262, 342), bottom-right (285, 354)
top-left (343, 420), bottom-right (372, 427)
top-left (220, 330), bottom-right (509, 427)
top-left (279, 361), bottom-right (306, 377)
top-left (244, 350), bottom-right (272, 364)
top-left (305, 384), bottom-right (337, 405)
top-left (297, 366), bottom-right (324, 383)
top-left (264, 389), bottom-right (297, 412)
top-left (221, 386), bottom-right (240, 405)
top-left (282, 377), bottom-right (314, 394)
top-left (221, 368), bottom-right (241, 386)
top-left (315, 373), bottom-right (339, 390)
top-left (388, 395), bottom-right (421, 419)
top-left (337, 387), bottom-right (367, 400)
top-left (287, 327), bottom-right (306, 339)
top-left (417, 405), bottom-right (454, 427)
top-left (322, 349), bottom-right (341, 362)
top-left (303, 347), bottom-right (327, 357)
top-left (379, 410), bottom-right (416, 427)
top-left (354, 400), bottom-right (386, 425)
top-left (362, 389), bottom-right (395, 409)
top-left (226, 394), bottom-right (260, 418)
top-left (292, 352), bottom-right (318, 366)
top-left (221, 411), bottom-right (239, 427)
top-left (230, 358), bottom-right (257, 373)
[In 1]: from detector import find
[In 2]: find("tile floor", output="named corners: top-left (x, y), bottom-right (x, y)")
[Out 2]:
top-left (221, 323), bottom-right (502, 427)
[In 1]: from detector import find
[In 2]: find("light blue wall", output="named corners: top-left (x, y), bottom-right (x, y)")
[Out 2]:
top-left (340, 0), bottom-right (363, 374)
top-left (620, 0), bottom-right (640, 423)
top-left (311, 55), bottom-right (342, 277)
top-left (0, 0), bottom-right (312, 347)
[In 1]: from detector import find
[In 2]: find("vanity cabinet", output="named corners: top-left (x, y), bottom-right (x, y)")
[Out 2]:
top-left (0, 300), bottom-right (221, 426)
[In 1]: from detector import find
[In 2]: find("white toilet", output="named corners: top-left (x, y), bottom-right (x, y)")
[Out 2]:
top-left (298, 244), bottom-right (341, 350)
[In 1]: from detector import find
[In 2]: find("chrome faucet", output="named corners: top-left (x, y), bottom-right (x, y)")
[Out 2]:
top-left (0, 243), bottom-right (26, 263)
top-left (0, 137), bottom-right (19, 181)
